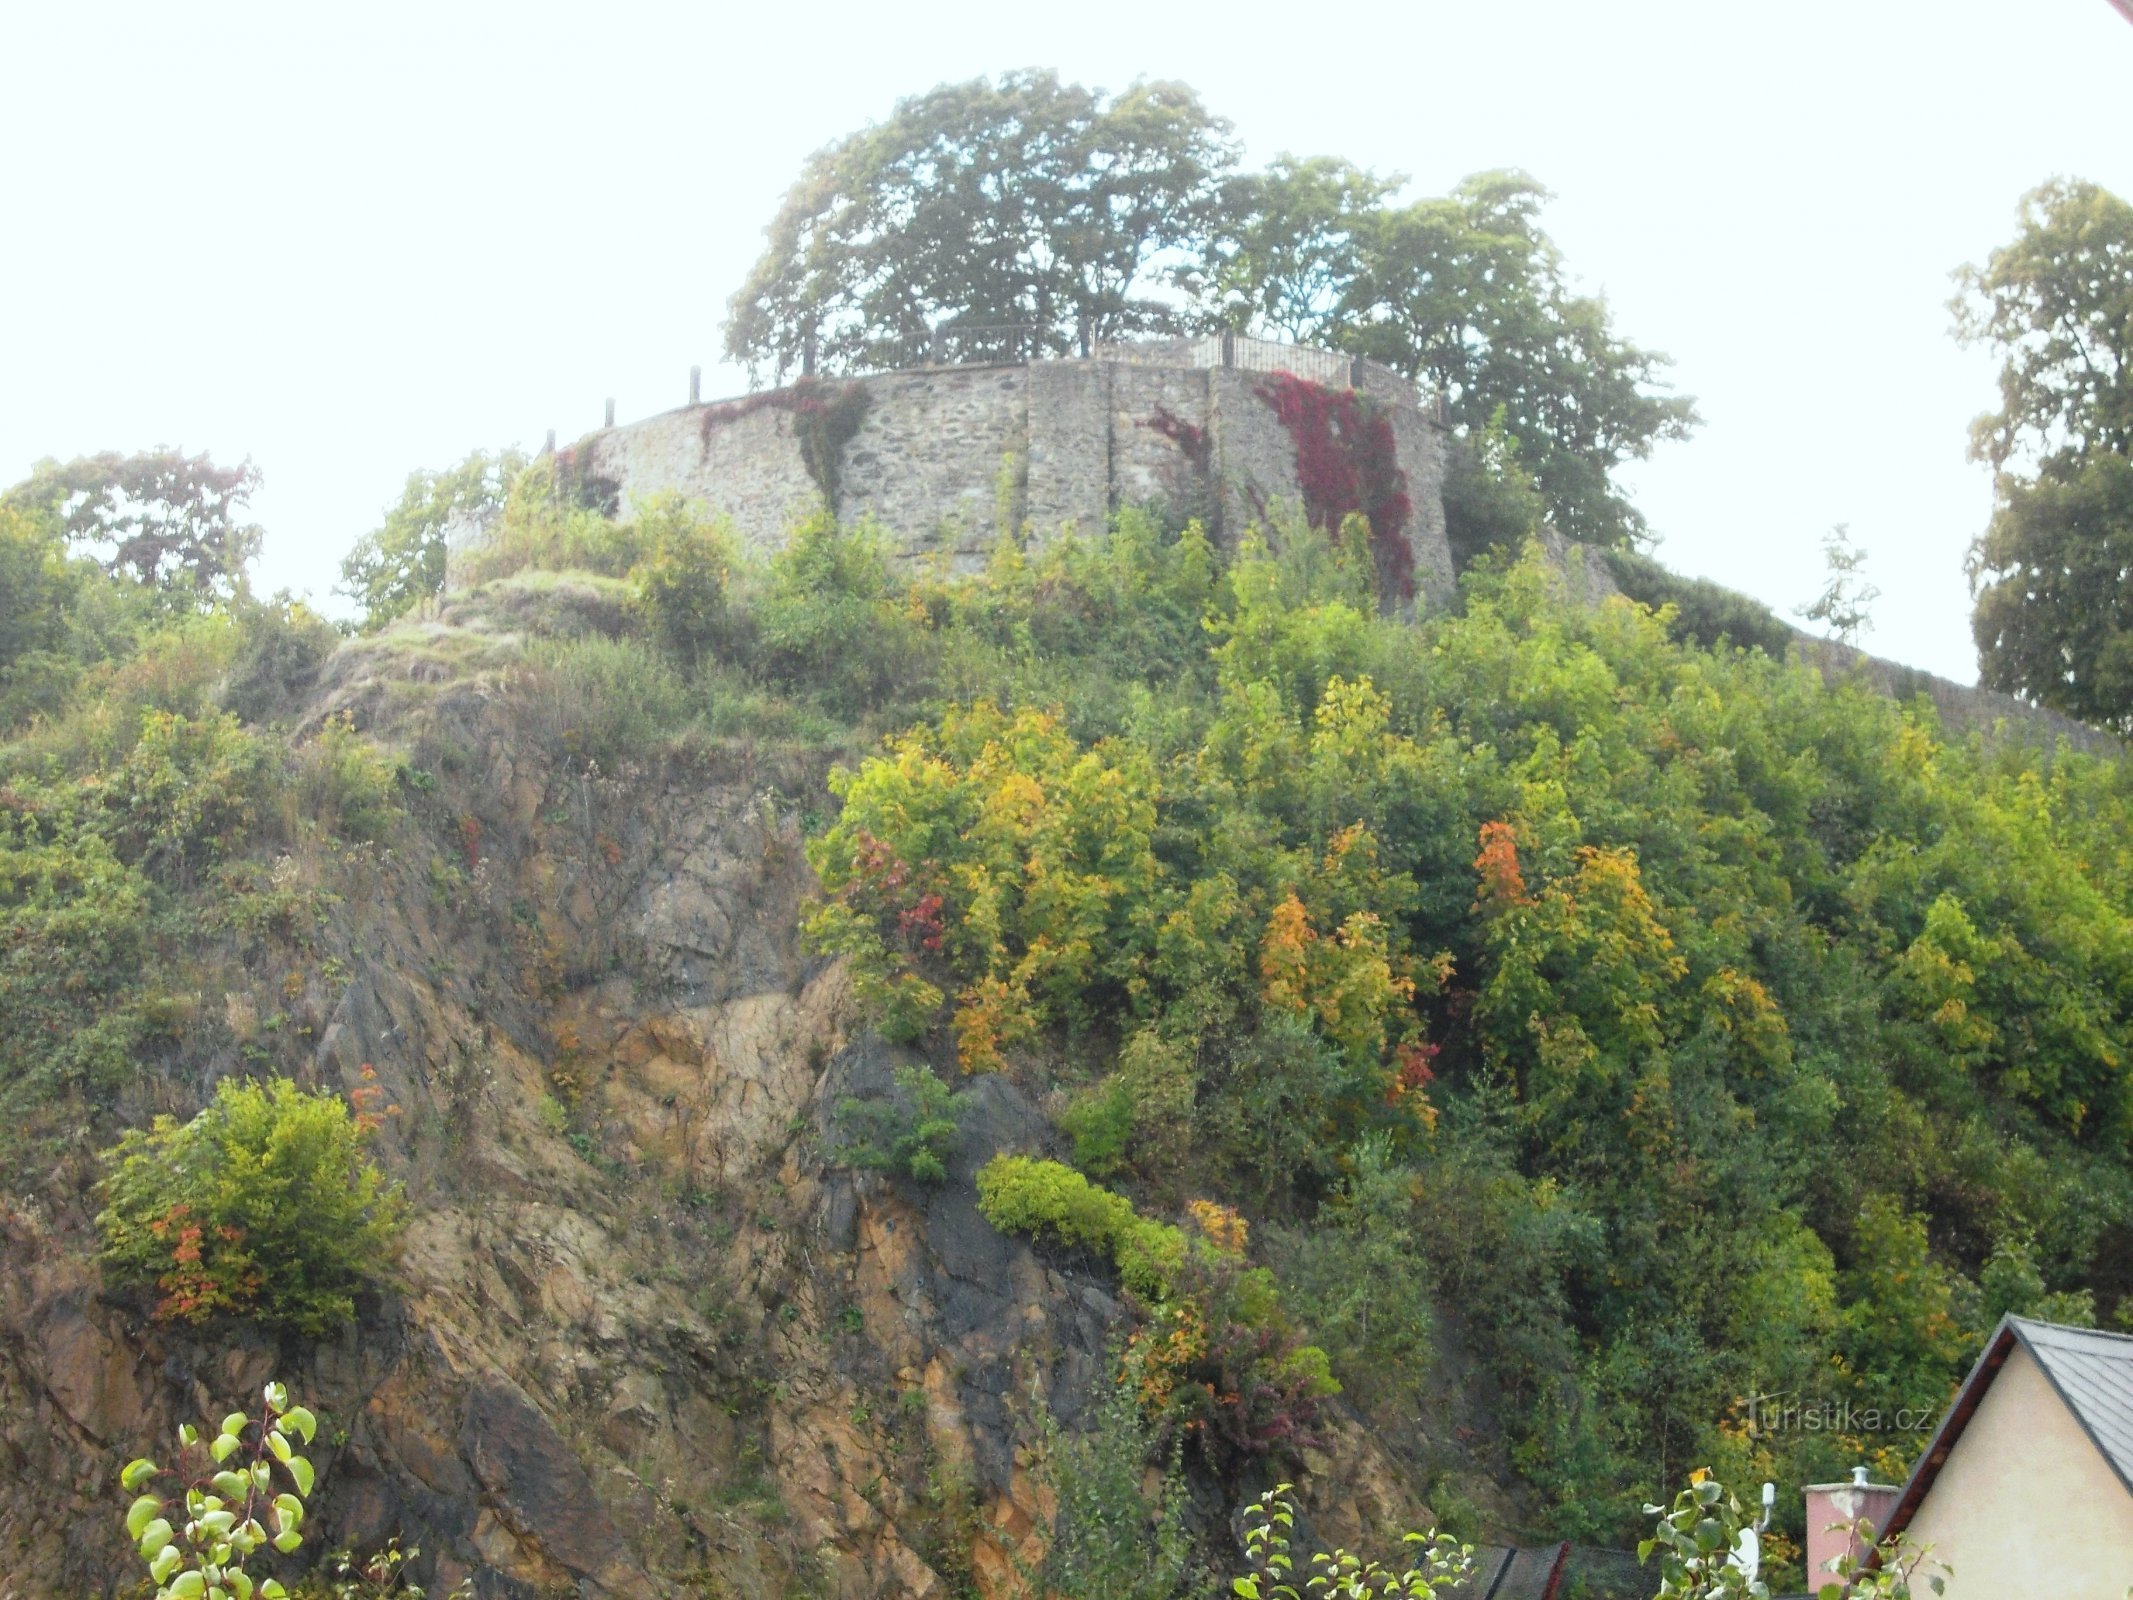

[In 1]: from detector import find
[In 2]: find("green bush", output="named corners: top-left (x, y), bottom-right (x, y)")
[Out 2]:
top-left (516, 633), bottom-right (690, 765)
top-left (832, 1064), bottom-right (966, 1181)
top-left (1030, 1350), bottom-right (1194, 1600)
top-left (288, 712), bottom-right (401, 843)
top-left (976, 1155), bottom-right (1161, 1283)
top-left (755, 513), bottom-right (929, 717)
top-left (221, 598), bottom-right (341, 725)
top-left (1603, 546), bottom-right (1793, 657)
top-left (97, 1076), bottom-right (406, 1335)
top-left (0, 797), bottom-right (157, 1112)
top-left (105, 709), bottom-right (273, 880)
top-left (631, 495), bottom-right (753, 671)
top-left (459, 456), bottom-right (643, 585)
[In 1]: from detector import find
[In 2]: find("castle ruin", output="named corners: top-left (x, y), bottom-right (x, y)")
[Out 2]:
top-left (464, 336), bottom-right (1457, 606)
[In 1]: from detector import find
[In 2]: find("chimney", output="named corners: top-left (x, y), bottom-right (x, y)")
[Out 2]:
top-left (1803, 1466), bottom-right (1901, 1587)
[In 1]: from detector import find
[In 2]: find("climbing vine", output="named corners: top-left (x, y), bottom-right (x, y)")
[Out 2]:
top-left (1140, 406), bottom-right (1211, 475)
top-left (1255, 371), bottom-right (1414, 601)
top-left (697, 378), bottom-right (872, 507)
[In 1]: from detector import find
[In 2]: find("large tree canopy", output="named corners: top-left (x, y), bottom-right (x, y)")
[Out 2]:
top-left (725, 72), bottom-right (1237, 381)
top-left (1959, 179), bottom-right (2133, 727)
top-left (1, 449), bottom-right (261, 613)
top-left (727, 79), bottom-right (1695, 549)
top-left (1339, 171), bottom-right (1697, 548)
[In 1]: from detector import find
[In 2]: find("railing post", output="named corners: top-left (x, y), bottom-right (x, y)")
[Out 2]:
top-left (543, 428), bottom-right (556, 456)
top-left (689, 366), bottom-right (701, 405)
top-left (1349, 356), bottom-right (1365, 390)
top-left (1221, 328), bottom-right (1235, 368)
top-left (604, 398), bottom-right (615, 428)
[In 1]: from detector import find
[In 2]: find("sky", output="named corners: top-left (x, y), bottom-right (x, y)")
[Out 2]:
top-left (3, 1), bottom-right (2129, 683)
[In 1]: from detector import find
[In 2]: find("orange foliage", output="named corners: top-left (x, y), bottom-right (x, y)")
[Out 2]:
top-left (1472, 820), bottom-right (1528, 909)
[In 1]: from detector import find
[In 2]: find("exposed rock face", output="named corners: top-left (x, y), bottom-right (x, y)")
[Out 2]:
top-left (0, 602), bottom-right (1438, 1600)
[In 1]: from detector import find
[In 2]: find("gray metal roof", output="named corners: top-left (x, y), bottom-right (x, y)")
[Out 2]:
top-left (2011, 1316), bottom-right (2133, 1495)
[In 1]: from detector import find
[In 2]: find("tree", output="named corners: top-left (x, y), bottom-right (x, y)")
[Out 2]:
top-left (1198, 155), bottom-right (1398, 346)
top-left (1957, 179), bottom-right (2133, 726)
top-left (1953, 178), bottom-right (2132, 473)
top-left (725, 73), bottom-right (1238, 381)
top-left (1339, 171), bottom-right (1697, 548)
top-left (1796, 524), bottom-right (1880, 646)
top-left (339, 449), bottom-right (526, 629)
top-left (2, 449), bottom-right (261, 612)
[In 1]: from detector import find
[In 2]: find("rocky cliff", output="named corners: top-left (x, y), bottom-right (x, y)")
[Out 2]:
top-left (0, 579), bottom-right (1471, 1600)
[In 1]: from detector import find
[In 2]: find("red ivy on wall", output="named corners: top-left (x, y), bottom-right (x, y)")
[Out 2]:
top-left (697, 377), bottom-right (872, 504)
top-left (1140, 405), bottom-right (1212, 474)
top-left (1254, 371), bottom-right (1414, 600)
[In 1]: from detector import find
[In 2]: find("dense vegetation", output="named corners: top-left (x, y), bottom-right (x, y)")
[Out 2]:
top-left (321, 446), bottom-right (2133, 1571)
top-left (0, 451), bottom-right (400, 1312)
top-left (19, 425), bottom-right (2133, 1574)
top-left (725, 72), bottom-right (1696, 548)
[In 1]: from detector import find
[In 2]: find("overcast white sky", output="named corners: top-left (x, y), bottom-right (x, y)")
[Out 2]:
top-left (4, 1), bottom-right (2129, 681)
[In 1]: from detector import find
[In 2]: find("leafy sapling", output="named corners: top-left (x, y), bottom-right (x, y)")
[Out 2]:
top-left (1812, 1516), bottom-right (1949, 1600)
top-left (119, 1380), bottom-right (319, 1600)
top-left (1640, 1471), bottom-right (1769, 1600)
top-left (1232, 1484), bottom-right (1474, 1600)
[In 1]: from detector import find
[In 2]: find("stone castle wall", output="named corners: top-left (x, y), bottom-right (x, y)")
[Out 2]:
top-left (495, 340), bottom-right (1455, 607)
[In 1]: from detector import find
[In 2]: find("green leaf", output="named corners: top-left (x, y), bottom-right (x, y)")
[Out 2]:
top-left (282, 1407), bottom-right (317, 1445)
top-left (139, 1518), bottom-right (174, 1559)
top-left (220, 1413), bottom-right (248, 1439)
top-left (272, 1530), bottom-right (303, 1555)
top-left (262, 1382), bottom-right (288, 1414)
top-left (260, 1583), bottom-right (288, 1600)
top-left (210, 1434), bottom-right (240, 1464)
top-left (122, 1458), bottom-right (160, 1491)
top-left (178, 1424), bottom-right (199, 1448)
top-left (266, 1431), bottom-right (291, 1463)
top-left (1235, 1580), bottom-right (1259, 1599)
top-left (272, 1494), bottom-right (303, 1532)
top-left (150, 1543), bottom-right (184, 1583)
top-left (128, 1494), bottom-right (164, 1538)
top-left (285, 1455), bottom-right (314, 1497)
top-left (170, 1573), bottom-right (206, 1600)
top-left (228, 1569), bottom-right (254, 1600)
top-left (211, 1471), bottom-right (249, 1500)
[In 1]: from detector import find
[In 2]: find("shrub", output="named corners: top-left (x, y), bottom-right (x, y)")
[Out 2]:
top-left (1233, 1484), bottom-right (1472, 1600)
top-left (288, 712), bottom-right (400, 843)
top-left (105, 709), bottom-right (273, 880)
top-left (222, 598), bottom-right (341, 725)
top-left (97, 1075), bottom-right (406, 1335)
top-left (1029, 1349), bottom-right (1194, 1600)
top-left (832, 1064), bottom-right (966, 1181)
top-left (516, 634), bottom-right (690, 765)
top-left (0, 796), bottom-right (156, 1111)
top-left (755, 513), bottom-right (929, 717)
top-left (978, 1155), bottom-right (1336, 1468)
top-left (458, 456), bottom-right (641, 585)
top-left (631, 495), bottom-right (753, 671)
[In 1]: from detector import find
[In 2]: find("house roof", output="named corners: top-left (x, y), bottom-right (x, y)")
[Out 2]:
top-left (1880, 1315), bottom-right (2133, 1548)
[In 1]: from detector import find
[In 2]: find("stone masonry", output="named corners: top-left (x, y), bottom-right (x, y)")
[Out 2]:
top-left (497, 337), bottom-right (1456, 608)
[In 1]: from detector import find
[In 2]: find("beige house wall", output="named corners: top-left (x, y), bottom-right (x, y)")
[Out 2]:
top-left (1901, 1345), bottom-right (2133, 1598)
